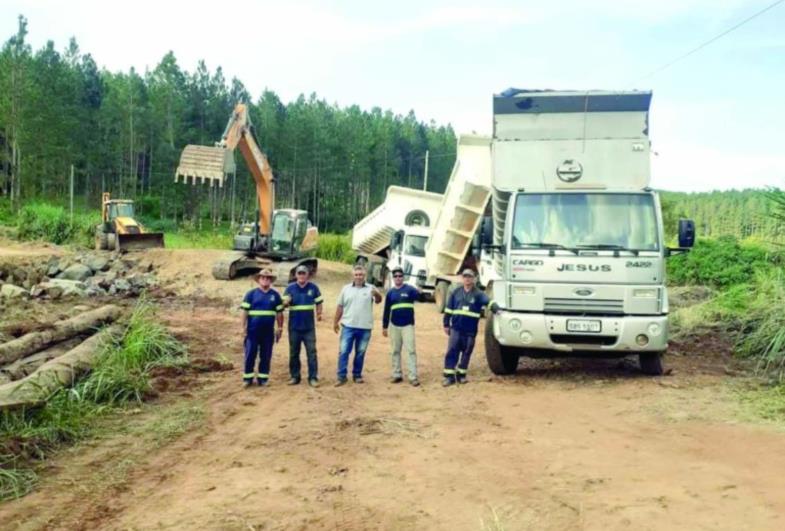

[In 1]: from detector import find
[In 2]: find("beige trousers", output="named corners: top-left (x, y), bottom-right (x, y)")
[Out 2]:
top-left (389, 324), bottom-right (417, 381)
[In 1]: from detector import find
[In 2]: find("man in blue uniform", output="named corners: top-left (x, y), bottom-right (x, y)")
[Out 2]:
top-left (283, 265), bottom-right (323, 387)
top-left (382, 266), bottom-right (420, 386)
top-left (442, 269), bottom-right (497, 386)
top-left (240, 269), bottom-right (284, 387)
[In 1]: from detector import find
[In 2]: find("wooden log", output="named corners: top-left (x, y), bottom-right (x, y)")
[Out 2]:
top-left (0, 325), bottom-right (122, 410)
top-left (0, 305), bottom-right (122, 366)
top-left (0, 337), bottom-right (85, 381)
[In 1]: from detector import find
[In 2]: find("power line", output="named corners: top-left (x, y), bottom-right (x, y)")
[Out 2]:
top-left (637, 0), bottom-right (785, 81)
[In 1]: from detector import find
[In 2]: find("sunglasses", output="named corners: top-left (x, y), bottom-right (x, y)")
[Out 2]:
top-left (296, 271), bottom-right (308, 275)
top-left (393, 274), bottom-right (404, 278)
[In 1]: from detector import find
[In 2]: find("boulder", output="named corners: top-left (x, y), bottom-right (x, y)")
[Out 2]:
top-left (114, 278), bottom-right (131, 292)
top-left (46, 260), bottom-right (62, 277)
top-left (1, 284), bottom-right (28, 298)
top-left (84, 254), bottom-right (110, 273)
top-left (58, 263), bottom-right (93, 282)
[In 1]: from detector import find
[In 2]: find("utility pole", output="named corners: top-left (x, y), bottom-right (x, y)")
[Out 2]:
top-left (423, 150), bottom-right (429, 191)
top-left (69, 164), bottom-right (75, 225)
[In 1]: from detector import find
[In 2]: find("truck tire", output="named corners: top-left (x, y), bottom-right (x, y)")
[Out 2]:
top-left (106, 233), bottom-right (117, 251)
top-left (434, 281), bottom-right (450, 313)
top-left (639, 352), bottom-right (664, 375)
top-left (485, 312), bottom-right (519, 375)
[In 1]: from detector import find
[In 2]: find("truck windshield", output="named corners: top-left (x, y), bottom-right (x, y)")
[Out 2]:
top-left (404, 235), bottom-right (428, 257)
top-left (108, 203), bottom-right (134, 219)
top-left (511, 193), bottom-right (659, 251)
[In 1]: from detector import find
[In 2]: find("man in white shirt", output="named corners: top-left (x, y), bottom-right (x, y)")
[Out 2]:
top-left (333, 265), bottom-right (382, 386)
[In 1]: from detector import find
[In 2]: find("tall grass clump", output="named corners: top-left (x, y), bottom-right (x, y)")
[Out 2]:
top-left (15, 202), bottom-right (96, 247)
top-left (0, 299), bottom-right (187, 500)
top-left (315, 232), bottom-right (355, 264)
top-left (736, 270), bottom-right (785, 382)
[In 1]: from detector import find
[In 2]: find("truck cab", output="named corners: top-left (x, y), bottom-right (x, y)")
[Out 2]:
top-left (387, 225), bottom-right (431, 289)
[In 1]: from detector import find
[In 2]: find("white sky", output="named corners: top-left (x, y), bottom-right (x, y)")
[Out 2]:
top-left (2, 0), bottom-right (784, 192)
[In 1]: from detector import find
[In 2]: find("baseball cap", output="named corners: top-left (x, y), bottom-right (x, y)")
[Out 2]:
top-left (461, 269), bottom-right (476, 278)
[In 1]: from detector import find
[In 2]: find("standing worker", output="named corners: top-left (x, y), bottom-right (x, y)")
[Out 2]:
top-left (382, 266), bottom-right (421, 386)
top-left (333, 264), bottom-right (383, 386)
top-left (283, 265), bottom-right (324, 387)
top-left (442, 269), bottom-right (497, 386)
top-left (240, 269), bottom-right (284, 387)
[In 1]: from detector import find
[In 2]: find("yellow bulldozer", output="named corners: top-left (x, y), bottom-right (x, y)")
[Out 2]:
top-left (94, 192), bottom-right (165, 251)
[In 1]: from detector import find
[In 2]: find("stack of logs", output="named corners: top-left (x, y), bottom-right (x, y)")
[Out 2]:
top-left (0, 305), bottom-right (124, 410)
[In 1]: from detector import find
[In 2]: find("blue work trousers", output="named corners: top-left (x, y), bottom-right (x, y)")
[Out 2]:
top-left (443, 329), bottom-right (476, 381)
top-left (244, 327), bottom-right (275, 383)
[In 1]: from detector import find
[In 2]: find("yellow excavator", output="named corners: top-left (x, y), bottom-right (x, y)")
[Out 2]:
top-left (175, 103), bottom-right (318, 281)
top-left (95, 192), bottom-right (165, 251)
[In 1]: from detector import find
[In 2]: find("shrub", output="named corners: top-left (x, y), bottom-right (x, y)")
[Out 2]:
top-left (667, 237), bottom-right (780, 288)
top-left (736, 270), bottom-right (785, 382)
top-left (15, 203), bottom-right (96, 247)
top-left (315, 232), bottom-right (355, 264)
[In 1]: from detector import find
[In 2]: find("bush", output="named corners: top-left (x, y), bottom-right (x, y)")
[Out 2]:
top-left (315, 232), bottom-right (355, 264)
top-left (15, 203), bottom-right (96, 247)
top-left (667, 237), bottom-right (780, 288)
top-left (736, 270), bottom-right (785, 382)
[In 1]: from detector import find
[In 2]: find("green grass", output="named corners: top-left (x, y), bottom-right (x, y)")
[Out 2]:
top-left (163, 230), bottom-right (233, 250)
top-left (14, 202), bottom-right (96, 247)
top-left (314, 232), bottom-right (355, 264)
top-left (738, 385), bottom-right (785, 424)
top-left (0, 299), bottom-right (188, 500)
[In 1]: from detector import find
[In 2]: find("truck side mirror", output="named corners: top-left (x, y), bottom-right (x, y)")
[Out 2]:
top-left (678, 219), bottom-right (695, 248)
top-left (390, 230), bottom-right (403, 251)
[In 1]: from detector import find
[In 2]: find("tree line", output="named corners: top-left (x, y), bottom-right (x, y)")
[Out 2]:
top-left (0, 16), bottom-right (457, 232)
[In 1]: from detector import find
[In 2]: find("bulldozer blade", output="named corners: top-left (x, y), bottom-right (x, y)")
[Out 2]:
top-left (116, 233), bottom-right (165, 251)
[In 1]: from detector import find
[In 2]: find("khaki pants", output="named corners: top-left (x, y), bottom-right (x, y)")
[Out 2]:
top-left (390, 324), bottom-right (417, 381)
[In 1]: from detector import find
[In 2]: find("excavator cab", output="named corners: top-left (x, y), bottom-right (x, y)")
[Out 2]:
top-left (233, 209), bottom-right (313, 259)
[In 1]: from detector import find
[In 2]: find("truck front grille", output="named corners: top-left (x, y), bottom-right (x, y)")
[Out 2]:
top-left (543, 297), bottom-right (624, 315)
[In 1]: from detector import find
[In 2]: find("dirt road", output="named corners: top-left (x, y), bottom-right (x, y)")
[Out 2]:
top-left (2, 248), bottom-right (785, 530)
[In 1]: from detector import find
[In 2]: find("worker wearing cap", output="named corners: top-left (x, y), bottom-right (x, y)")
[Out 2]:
top-left (442, 269), bottom-right (496, 386)
top-left (382, 266), bottom-right (421, 386)
top-left (240, 269), bottom-right (284, 387)
top-left (283, 265), bottom-right (323, 387)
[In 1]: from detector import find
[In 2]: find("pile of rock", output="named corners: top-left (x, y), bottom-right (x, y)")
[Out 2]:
top-left (0, 253), bottom-right (158, 300)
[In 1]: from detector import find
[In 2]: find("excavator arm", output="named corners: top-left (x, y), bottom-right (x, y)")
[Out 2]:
top-left (219, 104), bottom-right (275, 235)
top-left (175, 103), bottom-right (275, 235)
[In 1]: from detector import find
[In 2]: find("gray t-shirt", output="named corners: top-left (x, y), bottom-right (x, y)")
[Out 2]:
top-left (337, 282), bottom-right (377, 330)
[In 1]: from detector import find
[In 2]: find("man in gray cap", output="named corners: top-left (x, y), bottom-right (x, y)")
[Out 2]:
top-left (441, 269), bottom-right (496, 386)
top-left (283, 265), bottom-right (323, 387)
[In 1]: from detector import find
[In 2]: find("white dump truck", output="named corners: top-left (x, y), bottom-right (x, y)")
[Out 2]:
top-left (351, 185), bottom-right (443, 291)
top-left (483, 89), bottom-right (695, 376)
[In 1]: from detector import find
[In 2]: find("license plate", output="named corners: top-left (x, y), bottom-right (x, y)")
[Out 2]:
top-left (566, 319), bottom-right (601, 333)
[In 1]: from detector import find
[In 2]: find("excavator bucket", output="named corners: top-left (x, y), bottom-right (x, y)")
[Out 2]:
top-left (175, 145), bottom-right (235, 187)
top-left (116, 232), bottom-right (165, 251)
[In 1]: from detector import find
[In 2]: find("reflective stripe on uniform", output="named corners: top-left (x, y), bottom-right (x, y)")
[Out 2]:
top-left (240, 302), bottom-right (251, 309)
top-left (443, 369), bottom-right (456, 375)
top-left (452, 309), bottom-right (481, 318)
top-left (391, 303), bottom-right (415, 311)
top-left (248, 310), bottom-right (277, 316)
top-left (443, 308), bottom-right (454, 314)
top-left (290, 304), bottom-right (315, 311)
top-left (314, 296), bottom-right (324, 303)
top-left (456, 368), bottom-right (467, 374)
top-left (243, 373), bottom-right (255, 378)
top-left (257, 373), bottom-right (269, 378)
top-left (275, 305), bottom-right (284, 311)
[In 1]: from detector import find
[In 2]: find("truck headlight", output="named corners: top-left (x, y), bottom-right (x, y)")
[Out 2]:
top-left (509, 318), bottom-right (522, 331)
top-left (634, 288), bottom-right (658, 298)
top-left (648, 323), bottom-right (662, 337)
top-left (512, 285), bottom-right (536, 295)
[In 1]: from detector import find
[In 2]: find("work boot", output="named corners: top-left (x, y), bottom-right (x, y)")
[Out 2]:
top-left (257, 379), bottom-right (269, 387)
top-left (334, 378), bottom-right (348, 387)
top-left (409, 379), bottom-right (421, 387)
top-left (390, 376), bottom-right (403, 384)
top-left (456, 374), bottom-right (467, 385)
top-left (243, 380), bottom-right (253, 388)
top-left (308, 379), bottom-right (320, 388)
top-left (353, 376), bottom-right (365, 384)
top-left (287, 377), bottom-right (301, 385)
top-left (442, 377), bottom-right (456, 387)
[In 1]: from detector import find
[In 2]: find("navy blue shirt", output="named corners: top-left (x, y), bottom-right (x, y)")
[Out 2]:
top-left (283, 281), bottom-right (323, 331)
top-left (443, 287), bottom-right (490, 337)
top-left (241, 287), bottom-right (283, 332)
top-left (383, 284), bottom-right (419, 328)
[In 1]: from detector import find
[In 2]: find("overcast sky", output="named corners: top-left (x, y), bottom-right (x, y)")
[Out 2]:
top-left (2, 0), bottom-right (784, 192)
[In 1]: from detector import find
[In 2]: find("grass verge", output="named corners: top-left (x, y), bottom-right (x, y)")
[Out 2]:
top-left (0, 298), bottom-right (188, 501)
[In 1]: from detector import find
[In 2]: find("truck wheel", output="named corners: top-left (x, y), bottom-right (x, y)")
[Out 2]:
top-left (485, 312), bottom-right (519, 375)
top-left (95, 229), bottom-right (108, 250)
top-left (639, 352), bottom-right (664, 376)
top-left (434, 281), bottom-right (450, 313)
top-left (106, 233), bottom-right (117, 251)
